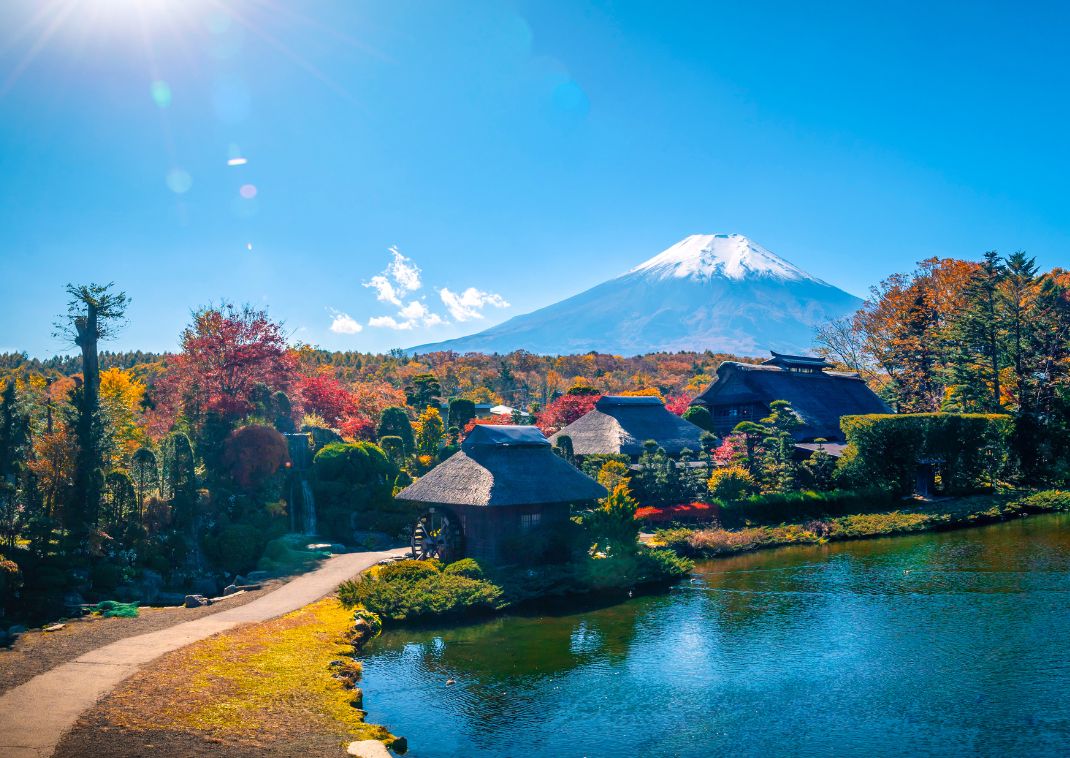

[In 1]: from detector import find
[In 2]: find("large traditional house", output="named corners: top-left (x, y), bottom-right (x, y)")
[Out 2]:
top-left (549, 395), bottom-right (706, 460)
top-left (395, 425), bottom-right (606, 563)
top-left (690, 352), bottom-right (892, 447)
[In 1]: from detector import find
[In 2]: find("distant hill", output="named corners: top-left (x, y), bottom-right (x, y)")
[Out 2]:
top-left (408, 233), bottom-right (862, 356)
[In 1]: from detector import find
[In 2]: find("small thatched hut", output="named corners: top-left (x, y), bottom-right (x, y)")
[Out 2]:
top-left (395, 425), bottom-right (606, 563)
top-left (690, 352), bottom-right (892, 442)
top-left (548, 395), bottom-right (706, 460)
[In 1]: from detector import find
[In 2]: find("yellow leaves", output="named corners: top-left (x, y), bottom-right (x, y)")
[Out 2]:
top-left (596, 460), bottom-right (631, 492)
top-left (619, 387), bottom-right (663, 398)
top-left (99, 368), bottom-right (147, 467)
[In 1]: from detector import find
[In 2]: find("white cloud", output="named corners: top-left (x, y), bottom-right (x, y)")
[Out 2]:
top-left (439, 287), bottom-right (510, 321)
top-left (363, 274), bottom-right (400, 306)
top-left (386, 246), bottom-right (422, 292)
top-left (398, 300), bottom-right (429, 320)
top-left (328, 309), bottom-right (363, 334)
top-left (368, 315), bottom-right (414, 330)
top-left (422, 311), bottom-right (447, 327)
top-left (362, 246), bottom-right (423, 307)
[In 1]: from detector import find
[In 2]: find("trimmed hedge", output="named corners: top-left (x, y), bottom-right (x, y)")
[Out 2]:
top-left (717, 488), bottom-right (896, 528)
top-left (838, 413), bottom-right (1013, 496)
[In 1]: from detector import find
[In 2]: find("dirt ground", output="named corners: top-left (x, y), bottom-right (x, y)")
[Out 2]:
top-left (0, 583), bottom-right (276, 695)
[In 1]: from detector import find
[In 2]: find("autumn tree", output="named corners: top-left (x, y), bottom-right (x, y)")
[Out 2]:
top-left (162, 304), bottom-right (295, 426)
top-left (537, 393), bottom-right (601, 434)
top-left (413, 406), bottom-right (445, 457)
top-left (222, 425), bottom-right (290, 490)
top-left (98, 367), bottom-right (146, 468)
top-left (298, 373), bottom-right (356, 426)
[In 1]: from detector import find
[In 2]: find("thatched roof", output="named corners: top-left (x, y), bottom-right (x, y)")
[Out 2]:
top-left (691, 357), bottom-right (892, 441)
top-left (548, 396), bottom-right (706, 458)
top-left (395, 425), bottom-right (607, 507)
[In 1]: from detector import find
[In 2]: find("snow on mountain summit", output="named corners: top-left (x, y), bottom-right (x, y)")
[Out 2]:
top-left (408, 233), bottom-right (859, 356)
top-left (630, 233), bottom-right (816, 283)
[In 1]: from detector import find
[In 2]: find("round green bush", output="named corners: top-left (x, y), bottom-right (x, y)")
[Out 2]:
top-left (443, 558), bottom-right (484, 580)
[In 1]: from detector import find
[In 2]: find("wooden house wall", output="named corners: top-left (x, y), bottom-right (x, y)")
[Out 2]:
top-left (451, 502), bottom-right (571, 563)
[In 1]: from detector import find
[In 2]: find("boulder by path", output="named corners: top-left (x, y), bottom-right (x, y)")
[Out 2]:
top-left (0, 547), bottom-right (408, 758)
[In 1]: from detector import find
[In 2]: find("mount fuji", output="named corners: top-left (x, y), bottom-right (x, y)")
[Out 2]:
top-left (408, 234), bottom-right (862, 356)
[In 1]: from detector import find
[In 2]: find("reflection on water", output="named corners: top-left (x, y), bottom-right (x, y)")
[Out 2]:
top-left (360, 514), bottom-right (1070, 757)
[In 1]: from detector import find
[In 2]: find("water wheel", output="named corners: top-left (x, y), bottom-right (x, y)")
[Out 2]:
top-left (411, 507), bottom-right (462, 562)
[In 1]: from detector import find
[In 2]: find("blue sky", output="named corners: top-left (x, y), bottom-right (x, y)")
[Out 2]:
top-left (2, 0), bottom-right (1069, 357)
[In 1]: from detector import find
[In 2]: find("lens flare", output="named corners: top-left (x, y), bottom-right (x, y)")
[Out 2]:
top-left (150, 80), bottom-right (172, 108)
top-left (239, 183), bottom-right (257, 199)
top-left (165, 168), bottom-right (192, 194)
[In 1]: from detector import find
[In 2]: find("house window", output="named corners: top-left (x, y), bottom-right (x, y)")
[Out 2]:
top-left (519, 513), bottom-right (541, 531)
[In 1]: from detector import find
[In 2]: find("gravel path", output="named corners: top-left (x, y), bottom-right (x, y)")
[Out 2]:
top-left (0, 548), bottom-right (406, 758)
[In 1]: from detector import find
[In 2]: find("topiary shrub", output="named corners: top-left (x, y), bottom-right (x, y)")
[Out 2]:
top-left (222, 425), bottom-right (290, 491)
top-left (443, 558), bottom-right (484, 580)
top-left (207, 523), bottom-right (265, 574)
top-left (708, 466), bottom-right (757, 502)
top-left (313, 441), bottom-right (412, 540)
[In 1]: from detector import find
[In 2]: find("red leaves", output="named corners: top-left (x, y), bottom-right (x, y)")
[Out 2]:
top-left (664, 394), bottom-right (691, 416)
top-left (222, 425), bottom-right (290, 490)
top-left (536, 393), bottom-right (602, 434)
top-left (298, 373), bottom-right (357, 425)
top-left (160, 304), bottom-right (296, 424)
top-left (339, 414), bottom-right (376, 441)
top-left (635, 502), bottom-right (718, 523)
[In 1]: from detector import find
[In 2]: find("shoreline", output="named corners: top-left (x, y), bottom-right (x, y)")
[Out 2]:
top-left (649, 490), bottom-right (1070, 559)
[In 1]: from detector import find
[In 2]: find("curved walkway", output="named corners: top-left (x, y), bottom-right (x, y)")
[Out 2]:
top-left (0, 547), bottom-right (407, 758)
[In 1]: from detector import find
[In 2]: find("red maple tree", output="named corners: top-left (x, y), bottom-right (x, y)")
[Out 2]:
top-left (536, 393), bottom-right (602, 434)
top-left (158, 304), bottom-right (296, 424)
top-left (298, 373), bottom-right (357, 425)
top-left (664, 394), bottom-right (691, 416)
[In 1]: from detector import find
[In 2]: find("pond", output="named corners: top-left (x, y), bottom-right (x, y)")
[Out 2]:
top-left (359, 514), bottom-right (1070, 756)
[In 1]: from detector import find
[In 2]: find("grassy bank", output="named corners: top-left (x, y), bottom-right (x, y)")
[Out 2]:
top-left (653, 490), bottom-right (1070, 558)
top-left (338, 549), bottom-right (693, 624)
top-left (79, 596), bottom-right (402, 755)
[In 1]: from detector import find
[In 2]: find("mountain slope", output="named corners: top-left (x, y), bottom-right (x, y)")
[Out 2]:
top-left (409, 234), bottom-right (862, 356)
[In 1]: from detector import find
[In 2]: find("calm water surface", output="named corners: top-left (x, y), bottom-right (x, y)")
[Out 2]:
top-left (359, 514), bottom-right (1070, 757)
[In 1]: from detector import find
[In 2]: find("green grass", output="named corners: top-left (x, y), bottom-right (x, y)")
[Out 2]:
top-left (654, 490), bottom-right (1070, 558)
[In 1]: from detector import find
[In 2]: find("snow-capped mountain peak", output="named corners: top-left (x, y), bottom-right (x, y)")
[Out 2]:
top-left (630, 233), bottom-right (817, 283)
top-left (408, 233), bottom-right (859, 356)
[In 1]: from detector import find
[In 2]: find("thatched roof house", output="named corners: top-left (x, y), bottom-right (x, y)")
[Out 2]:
top-left (396, 425), bottom-right (606, 562)
top-left (548, 396), bottom-right (706, 459)
top-left (690, 352), bottom-right (892, 442)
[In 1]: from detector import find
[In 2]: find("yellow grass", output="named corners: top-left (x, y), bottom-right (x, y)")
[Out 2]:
top-left (103, 597), bottom-right (394, 748)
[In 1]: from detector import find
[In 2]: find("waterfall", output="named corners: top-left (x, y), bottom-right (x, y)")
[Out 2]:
top-left (301, 479), bottom-right (317, 536)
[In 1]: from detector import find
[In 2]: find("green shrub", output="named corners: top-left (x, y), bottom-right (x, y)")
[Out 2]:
top-left (92, 600), bottom-right (140, 618)
top-left (376, 559), bottom-right (440, 583)
top-left (208, 524), bottom-right (264, 574)
top-left (708, 466), bottom-right (756, 502)
top-left (443, 558), bottom-right (484, 580)
top-left (1014, 490), bottom-right (1070, 512)
top-left (338, 565), bottom-right (504, 621)
top-left (257, 535), bottom-right (330, 574)
top-left (718, 488), bottom-right (895, 528)
top-left (313, 441), bottom-right (409, 540)
top-left (838, 413), bottom-right (1013, 496)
